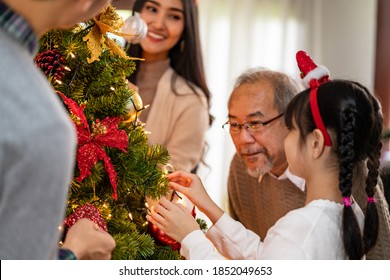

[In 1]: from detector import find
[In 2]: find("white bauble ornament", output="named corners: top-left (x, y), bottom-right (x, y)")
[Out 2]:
top-left (122, 12), bottom-right (148, 44)
top-left (123, 92), bottom-right (143, 123)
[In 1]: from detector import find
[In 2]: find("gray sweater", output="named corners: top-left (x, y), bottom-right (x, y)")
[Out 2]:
top-left (0, 29), bottom-right (76, 259)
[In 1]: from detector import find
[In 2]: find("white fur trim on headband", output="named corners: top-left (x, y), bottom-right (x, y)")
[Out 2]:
top-left (302, 65), bottom-right (330, 88)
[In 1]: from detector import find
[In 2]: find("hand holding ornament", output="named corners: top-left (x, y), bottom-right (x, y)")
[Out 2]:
top-left (62, 218), bottom-right (116, 260)
top-left (146, 197), bottom-right (199, 243)
top-left (167, 171), bottom-right (224, 224)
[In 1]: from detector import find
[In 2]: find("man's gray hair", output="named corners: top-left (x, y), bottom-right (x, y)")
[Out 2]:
top-left (229, 67), bottom-right (303, 114)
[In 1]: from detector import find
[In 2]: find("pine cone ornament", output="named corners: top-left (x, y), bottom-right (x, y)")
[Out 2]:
top-left (35, 50), bottom-right (67, 81)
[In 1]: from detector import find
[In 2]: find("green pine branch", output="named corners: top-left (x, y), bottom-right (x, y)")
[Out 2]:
top-left (37, 14), bottom-right (180, 259)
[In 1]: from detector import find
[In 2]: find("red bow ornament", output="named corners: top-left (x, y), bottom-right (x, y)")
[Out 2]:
top-left (58, 92), bottom-right (128, 199)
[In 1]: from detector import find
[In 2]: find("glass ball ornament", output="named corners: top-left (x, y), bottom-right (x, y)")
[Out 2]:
top-left (123, 92), bottom-right (143, 123)
top-left (147, 222), bottom-right (179, 248)
top-left (122, 12), bottom-right (148, 44)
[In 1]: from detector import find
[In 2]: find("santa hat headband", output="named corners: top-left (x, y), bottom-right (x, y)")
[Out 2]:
top-left (296, 50), bottom-right (332, 146)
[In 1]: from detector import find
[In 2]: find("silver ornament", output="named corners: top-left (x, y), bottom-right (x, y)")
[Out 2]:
top-left (122, 12), bottom-right (148, 44)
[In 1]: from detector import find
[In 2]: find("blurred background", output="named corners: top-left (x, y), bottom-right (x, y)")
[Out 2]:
top-left (113, 0), bottom-right (388, 212)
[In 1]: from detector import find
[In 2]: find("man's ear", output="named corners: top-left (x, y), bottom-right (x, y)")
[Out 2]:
top-left (311, 128), bottom-right (325, 159)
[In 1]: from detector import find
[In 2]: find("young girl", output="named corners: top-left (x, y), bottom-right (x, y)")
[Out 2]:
top-left (146, 52), bottom-right (382, 260)
top-left (125, 0), bottom-right (212, 172)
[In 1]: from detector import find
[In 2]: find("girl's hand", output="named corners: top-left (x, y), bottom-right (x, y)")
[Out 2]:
top-left (166, 171), bottom-right (224, 224)
top-left (146, 197), bottom-right (199, 243)
top-left (167, 171), bottom-right (211, 213)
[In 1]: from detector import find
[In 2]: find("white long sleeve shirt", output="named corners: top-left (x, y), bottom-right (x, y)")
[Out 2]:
top-left (180, 199), bottom-right (364, 260)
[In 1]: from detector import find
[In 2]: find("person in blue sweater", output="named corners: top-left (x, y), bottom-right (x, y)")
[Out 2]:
top-left (0, 0), bottom-right (115, 260)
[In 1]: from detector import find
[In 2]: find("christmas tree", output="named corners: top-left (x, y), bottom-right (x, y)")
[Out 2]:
top-left (35, 4), bottom-right (181, 260)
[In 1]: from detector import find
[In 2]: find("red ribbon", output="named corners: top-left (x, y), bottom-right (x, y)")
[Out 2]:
top-left (309, 79), bottom-right (332, 146)
top-left (58, 92), bottom-right (128, 199)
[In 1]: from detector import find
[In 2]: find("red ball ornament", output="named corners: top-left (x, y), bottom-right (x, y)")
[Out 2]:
top-left (64, 204), bottom-right (108, 232)
top-left (147, 222), bottom-right (178, 247)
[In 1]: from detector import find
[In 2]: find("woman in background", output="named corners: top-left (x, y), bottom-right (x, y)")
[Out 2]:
top-left (126, 0), bottom-right (212, 173)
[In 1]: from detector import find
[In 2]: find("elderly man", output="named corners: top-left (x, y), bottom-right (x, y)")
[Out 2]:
top-left (226, 68), bottom-right (390, 259)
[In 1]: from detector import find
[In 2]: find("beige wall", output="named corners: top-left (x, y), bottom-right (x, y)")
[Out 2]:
top-left (313, 0), bottom-right (377, 90)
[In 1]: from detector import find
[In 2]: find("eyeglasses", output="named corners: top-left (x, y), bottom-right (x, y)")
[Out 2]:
top-left (222, 113), bottom-right (284, 134)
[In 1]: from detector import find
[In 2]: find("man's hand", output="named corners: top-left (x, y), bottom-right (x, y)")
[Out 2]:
top-left (62, 218), bottom-right (116, 260)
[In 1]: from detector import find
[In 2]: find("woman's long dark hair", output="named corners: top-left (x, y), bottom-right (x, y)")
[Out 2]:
top-left (125, 0), bottom-right (212, 125)
top-left (284, 80), bottom-right (382, 259)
